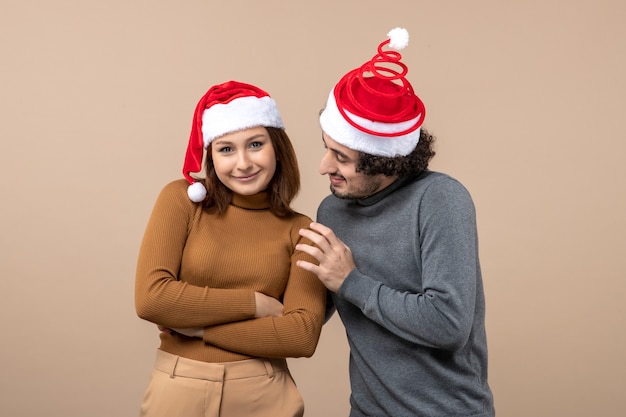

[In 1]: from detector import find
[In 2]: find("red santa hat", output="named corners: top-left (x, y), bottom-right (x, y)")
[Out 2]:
top-left (319, 27), bottom-right (426, 157)
top-left (183, 80), bottom-right (284, 202)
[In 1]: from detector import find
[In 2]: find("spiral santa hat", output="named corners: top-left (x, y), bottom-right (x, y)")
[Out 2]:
top-left (319, 27), bottom-right (426, 157)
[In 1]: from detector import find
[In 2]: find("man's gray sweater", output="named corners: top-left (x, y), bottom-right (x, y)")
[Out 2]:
top-left (318, 171), bottom-right (495, 417)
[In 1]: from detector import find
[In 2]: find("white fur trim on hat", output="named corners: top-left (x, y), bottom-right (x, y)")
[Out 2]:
top-left (201, 96), bottom-right (283, 147)
top-left (319, 91), bottom-right (421, 157)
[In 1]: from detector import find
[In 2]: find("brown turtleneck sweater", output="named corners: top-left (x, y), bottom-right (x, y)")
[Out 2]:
top-left (135, 179), bottom-right (326, 363)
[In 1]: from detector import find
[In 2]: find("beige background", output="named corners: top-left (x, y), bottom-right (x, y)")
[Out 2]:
top-left (1, 0), bottom-right (625, 416)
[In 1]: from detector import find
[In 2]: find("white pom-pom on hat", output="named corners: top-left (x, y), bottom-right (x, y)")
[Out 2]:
top-left (387, 27), bottom-right (409, 50)
top-left (187, 181), bottom-right (207, 203)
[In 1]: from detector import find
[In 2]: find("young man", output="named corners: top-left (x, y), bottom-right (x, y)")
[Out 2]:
top-left (296, 28), bottom-right (495, 417)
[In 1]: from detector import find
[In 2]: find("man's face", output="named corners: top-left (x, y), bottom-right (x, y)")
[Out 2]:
top-left (319, 132), bottom-right (396, 199)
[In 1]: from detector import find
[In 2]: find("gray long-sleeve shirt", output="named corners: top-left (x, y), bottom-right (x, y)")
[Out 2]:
top-left (318, 170), bottom-right (495, 417)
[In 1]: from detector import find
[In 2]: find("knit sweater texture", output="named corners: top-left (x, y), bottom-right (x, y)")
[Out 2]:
top-left (318, 171), bottom-right (495, 417)
top-left (136, 179), bottom-right (327, 363)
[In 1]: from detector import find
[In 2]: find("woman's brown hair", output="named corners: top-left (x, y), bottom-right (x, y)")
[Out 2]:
top-left (200, 127), bottom-right (300, 217)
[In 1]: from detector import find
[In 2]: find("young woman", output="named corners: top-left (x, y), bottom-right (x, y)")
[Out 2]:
top-left (135, 81), bottom-right (327, 417)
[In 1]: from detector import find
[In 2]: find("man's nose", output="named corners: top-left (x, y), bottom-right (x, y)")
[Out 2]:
top-left (319, 151), bottom-right (334, 175)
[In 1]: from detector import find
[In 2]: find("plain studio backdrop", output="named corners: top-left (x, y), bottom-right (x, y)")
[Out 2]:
top-left (1, 1), bottom-right (625, 416)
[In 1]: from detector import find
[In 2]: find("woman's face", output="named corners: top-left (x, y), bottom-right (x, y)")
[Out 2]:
top-left (211, 126), bottom-right (277, 195)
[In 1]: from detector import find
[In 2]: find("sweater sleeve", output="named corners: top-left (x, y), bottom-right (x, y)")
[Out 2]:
top-left (201, 222), bottom-right (327, 358)
top-left (135, 180), bottom-right (256, 328)
top-left (339, 178), bottom-right (479, 351)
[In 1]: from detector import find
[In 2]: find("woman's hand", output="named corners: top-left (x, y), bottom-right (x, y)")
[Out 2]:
top-left (157, 325), bottom-right (203, 338)
top-left (254, 291), bottom-right (284, 318)
top-left (154, 291), bottom-right (282, 338)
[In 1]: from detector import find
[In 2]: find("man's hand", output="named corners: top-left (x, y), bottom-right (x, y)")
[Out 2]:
top-left (254, 291), bottom-right (284, 318)
top-left (296, 222), bottom-right (356, 293)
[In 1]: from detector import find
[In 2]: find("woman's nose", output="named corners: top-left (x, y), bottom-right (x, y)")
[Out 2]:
top-left (236, 152), bottom-right (252, 170)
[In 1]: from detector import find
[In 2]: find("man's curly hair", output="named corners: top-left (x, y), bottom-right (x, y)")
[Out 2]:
top-left (355, 129), bottom-right (436, 177)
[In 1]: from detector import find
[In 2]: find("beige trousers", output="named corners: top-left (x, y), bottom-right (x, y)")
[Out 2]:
top-left (139, 349), bottom-right (304, 417)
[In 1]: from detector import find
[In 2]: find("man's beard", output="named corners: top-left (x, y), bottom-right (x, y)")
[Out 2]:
top-left (329, 179), bottom-right (382, 200)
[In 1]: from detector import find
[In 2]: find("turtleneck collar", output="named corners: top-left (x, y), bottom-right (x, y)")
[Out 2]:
top-left (230, 191), bottom-right (270, 210)
top-left (354, 173), bottom-right (423, 207)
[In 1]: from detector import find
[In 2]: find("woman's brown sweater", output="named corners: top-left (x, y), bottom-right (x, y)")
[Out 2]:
top-left (135, 179), bottom-right (327, 363)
